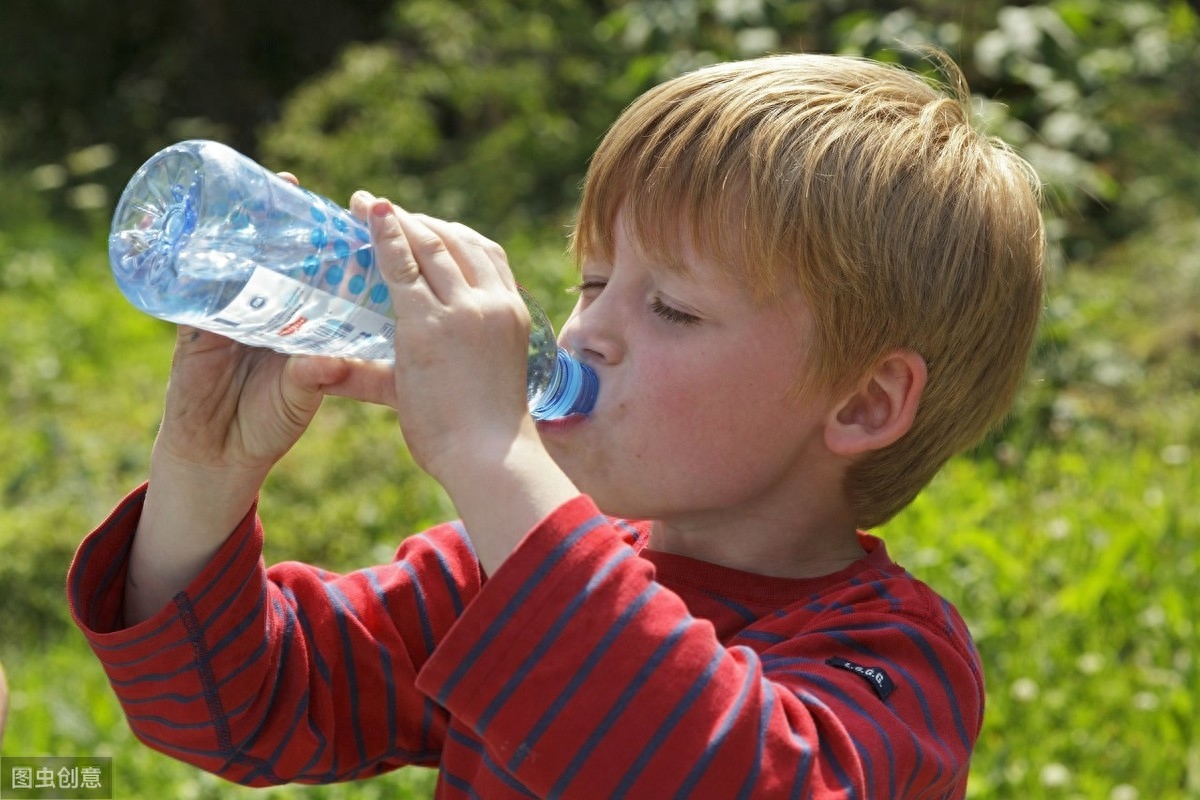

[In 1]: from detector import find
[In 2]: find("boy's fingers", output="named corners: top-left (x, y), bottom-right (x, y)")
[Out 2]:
top-left (365, 200), bottom-right (514, 316)
top-left (414, 214), bottom-right (516, 292)
top-left (349, 190), bottom-right (377, 221)
top-left (391, 208), bottom-right (475, 303)
top-left (370, 199), bottom-right (425, 290)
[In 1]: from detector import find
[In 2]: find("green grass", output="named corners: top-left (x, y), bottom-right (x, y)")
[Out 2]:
top-left (1, 197), bottom-right (1197, 797)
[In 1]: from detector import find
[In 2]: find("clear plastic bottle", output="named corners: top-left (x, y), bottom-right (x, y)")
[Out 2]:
top-left (109, 139), bottom-right (597, 420)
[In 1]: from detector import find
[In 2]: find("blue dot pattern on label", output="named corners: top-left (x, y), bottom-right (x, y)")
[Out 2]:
top-left (302, 202), bottom-right (390, 312)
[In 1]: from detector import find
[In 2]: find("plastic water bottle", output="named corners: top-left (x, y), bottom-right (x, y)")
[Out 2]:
top-left (108, 139), bottom-right (597, 420)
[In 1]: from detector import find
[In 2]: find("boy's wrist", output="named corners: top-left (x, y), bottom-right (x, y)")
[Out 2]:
top-left (147, 437), bottom-right (270, 506)
top-left (123, 452), bottom-right (265, 626)
top-left (437, 421), bottom-right (580, 576)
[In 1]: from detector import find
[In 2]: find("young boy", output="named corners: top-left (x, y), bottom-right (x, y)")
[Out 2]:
top-left (68, 53), bottom-right (1044, 798)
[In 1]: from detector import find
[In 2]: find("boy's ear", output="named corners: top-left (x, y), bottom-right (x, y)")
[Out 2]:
top-left (825, 349), bottom-right (927, 457)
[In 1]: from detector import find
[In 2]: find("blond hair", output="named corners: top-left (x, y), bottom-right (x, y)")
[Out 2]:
top-left (571, 52), bottom-right (1045, 528)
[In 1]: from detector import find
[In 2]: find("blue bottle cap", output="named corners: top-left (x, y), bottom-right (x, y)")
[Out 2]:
top-left (530, 348), bottom-right (599, 420)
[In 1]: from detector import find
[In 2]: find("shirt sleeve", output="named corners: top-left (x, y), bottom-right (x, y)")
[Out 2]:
top-left (67, 483), bottom-right (482, 786)
top-left (415, 494), bottom-right (981, 799)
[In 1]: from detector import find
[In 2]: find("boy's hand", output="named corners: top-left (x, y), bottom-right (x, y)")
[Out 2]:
top-left (152, 329), bottom-right (345, 481)
top-left (125, 330), bottom-right (351, 626)
top-left (328, 195), bottom-right (579, 574)
top-left (327, 193), bottom-right (532, 482)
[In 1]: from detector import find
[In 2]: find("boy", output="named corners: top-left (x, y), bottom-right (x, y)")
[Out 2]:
top-left (68, 53), bottom-right (1044, 798)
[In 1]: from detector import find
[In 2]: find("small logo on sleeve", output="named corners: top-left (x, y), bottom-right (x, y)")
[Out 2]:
top-left (826, 657), bottom-right (896, 701)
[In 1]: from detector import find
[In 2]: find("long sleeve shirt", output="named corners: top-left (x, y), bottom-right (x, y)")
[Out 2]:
top-left (68, 485), bottom-right (984, 798)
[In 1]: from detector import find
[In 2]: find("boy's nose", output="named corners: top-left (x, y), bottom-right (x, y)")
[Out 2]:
top-left (560, 298), bottom-right (625, 367)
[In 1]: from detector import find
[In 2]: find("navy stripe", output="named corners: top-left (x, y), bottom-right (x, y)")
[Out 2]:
top-left (283, 586), bottom-right (332, 685)
top-left (439, 769), bottom-right (480, 800)
top-left (937, 597), bottom-right (958, 636)
top-left (419, 698), bottom-right (436, 759)
top-left (187, 516), bottom-right (257, 610)
top-left (394, 562), bottom-right (436, 656)
top-left (201, 567), bottom-right (267, 661)
top-left (297, 692), bottom-right (337, 782)
top-left (84, 626), bottom-right (191, 660)
top-left (609, 518), bottom-right (643, 545)
top-left (89, 537), bottom-right (136, 629)
top-left (611, 648), bottom-right (723, 798)
top-left (508, 583), bottom-right (661, 772)
top-left (72, 492), bottom-right (142, 625)
top-left (447, 727), bottom-right (539, 798)
top-left (795, 689), bottom-right (859, 798)
top-left (865, 578), bottom-right (904, 611)
top-left (106, 688), bottom-right (209, 705)
top-left (323, 582), bottom-right (368, 763)
top-left (125, 726), bottom-right (235, 761)
top-left (734, 679), bottom-right (776, 800)
top-left (387, 554), bottom-right (442, 753)
top-left (363, 569), bottom-right (401, 751)
top-left (123, 711), bottom-right (216, 730)
top-left (102, 654), bottom-right (214, 689)
top-left (429, 534), bottom-right (468, 616)
top-left (549, 617), bottom-right (690, 798)
top-left (703, 592), bottom-right (758, 624)
top-left (782, 690), bottom-right (816, 800)
top-left (735, 629), bottom-right (789, 645)
top-left (672, 646), bottom-right (759, 800)
top-left (447, 520), bottom-right (476, 558)
top-left (436, 515), bottom-right (608, 705)
top-left (374, 624), bottom-right (400, 757)
top-left (475, 547), bottom-right (634, 734)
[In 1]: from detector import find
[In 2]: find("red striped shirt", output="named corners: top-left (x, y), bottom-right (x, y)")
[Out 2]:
top-left (68, 485), bottom-right (983, 798)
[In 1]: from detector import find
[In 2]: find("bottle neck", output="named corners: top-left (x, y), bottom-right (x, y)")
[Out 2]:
top-left (529, 348), bottom-right (598, 420)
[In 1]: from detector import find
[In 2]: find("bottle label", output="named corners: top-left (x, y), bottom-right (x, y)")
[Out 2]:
top-left (210, 268), bottom-right (395, 359)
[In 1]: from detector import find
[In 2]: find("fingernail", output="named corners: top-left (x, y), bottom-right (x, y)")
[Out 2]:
top-left (371, 198), bottom-right (393, 217)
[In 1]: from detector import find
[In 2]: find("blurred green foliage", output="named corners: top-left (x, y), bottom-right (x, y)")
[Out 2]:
top-left (2, 1), bottom-right (1199, 797)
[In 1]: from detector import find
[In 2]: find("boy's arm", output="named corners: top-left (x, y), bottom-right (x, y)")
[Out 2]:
top-left (69, 483), bottom-right (483, 785)
top-left (415, 494), bottom-right (982, 799)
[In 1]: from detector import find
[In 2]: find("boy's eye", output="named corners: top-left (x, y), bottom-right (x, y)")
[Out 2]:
top-left (650, 298), bottom-right (701, 326)
top-left (568, 279), bottom-right (606, 298)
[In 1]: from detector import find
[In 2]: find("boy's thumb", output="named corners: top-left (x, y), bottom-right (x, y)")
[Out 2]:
top-left (286, 355), bottom-right (353, 396)
top-left (291, 356), bottom-right (399, 409)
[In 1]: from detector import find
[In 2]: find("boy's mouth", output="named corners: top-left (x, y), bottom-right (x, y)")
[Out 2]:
top-left (535, 413), bottom-right (589, 434)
